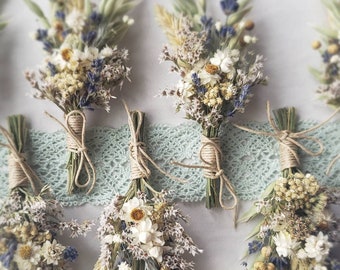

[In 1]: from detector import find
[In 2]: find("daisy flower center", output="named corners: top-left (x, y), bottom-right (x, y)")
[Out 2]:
top-left (19, 245), bottom-right (33, 260)
top-left (61, 48), bottom-right (73, 62)
top-left (130, 208), bottom-right (145, 222)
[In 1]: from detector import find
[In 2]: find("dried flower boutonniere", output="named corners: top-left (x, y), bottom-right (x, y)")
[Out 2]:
top-left (310, 0), bottom-right (340, 175)
top-left (237, 105), bottom-right (339, 270)
top-left (94, 108), bottom-right (201, 270)
top-left (24, 0), bottom-right (139, 194)
top-left (310, 0), bottom-right (340, 110)
top-left (0, 115), bottom-right (93, 269)
top-left (155, 0), bottom-right (267, 211)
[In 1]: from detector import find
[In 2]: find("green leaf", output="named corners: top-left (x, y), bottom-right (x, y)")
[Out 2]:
top-left (228, 7), bottom-right (252, 25)
top-left (238, 204), bottom-right (258, 223)
top-left (0, 21), bottom-right (6, 31)
top-left (259, 181), bottom-right (276, 200)
top-left (23, 0), bottom-right (50, 28)
top-left (309, 67), bottom-right (328, 83)
top-left (313, 26), bottom-right (338, 39)
top-left (245, 221), bottom-right (262, 240)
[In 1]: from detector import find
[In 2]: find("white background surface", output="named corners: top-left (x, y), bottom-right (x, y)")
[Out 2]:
top-left (0, 0), bottom-right (339, 269)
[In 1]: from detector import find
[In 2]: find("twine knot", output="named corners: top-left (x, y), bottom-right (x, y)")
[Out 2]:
top-left (45, 110), bottom-right (96, 194)
top-left (124, 102), bottom-right (186, 183)
top-left (233, 102), bottom-right (339, 171)
top-left (200, 135), bottom-right (238, 212)
top-left (0, 126), bottom-right (41, 195)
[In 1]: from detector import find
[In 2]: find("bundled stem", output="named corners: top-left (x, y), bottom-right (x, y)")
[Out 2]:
top-left (202, 125), bottom-right (220, 208)
top-left (272, 107), bottom-right (299, 177)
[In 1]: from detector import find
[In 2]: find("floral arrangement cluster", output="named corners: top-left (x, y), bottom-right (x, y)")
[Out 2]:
top-left (0, 187), bottom-right (92, 269)
top-left (311, 0), bottom-right (340, 109)
top-left (0, 115), bottom-right (93, 269)
top-left (155, 0), bottom-right (267, 209)
top-left (24, 0), bottom-right (139, 194)
top-left (96, 191), bottom-right (201, 270)
top-left (239, 107), bottom-right (338, 270)
top-left (94, 111), bottom-right (201, 270)
top-left (24, 0), bottom-right (136, 113)
top-left (155, 0), bottom-right (267, 129)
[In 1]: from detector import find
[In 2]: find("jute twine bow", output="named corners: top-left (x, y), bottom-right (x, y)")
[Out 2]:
top-left (124, 102), bottom-right (186, 183)
top-left (46, 110), bottom-right (96, 194)
top-left (0, 126), bottom-right (41, 195)
top-left (172, 136), bottom-right (238, 212)
top-left (233, 102), bottom-right (339, 171)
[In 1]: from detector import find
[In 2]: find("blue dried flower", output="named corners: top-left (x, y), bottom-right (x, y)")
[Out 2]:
top-left (192, 72), bottom-right (201, 86)
top-left (48, 62), bottom-right (57, 76)
top-left (322, 51), bottom-right (331, 63)
top-left (191, 73), bottom-right (207, 94)
top-left (201, 15), bottom-right (213, 30)
top-left (219, 26), bottom-right (236, 37)
top-left (79, 95), bottom-right (92, 109)
top-left (43, 41), bottom-right (53, 52)
top-left (63, 246), bottom-right (78, 262)
top-left (36, 29), bottom-right (48, 41)
top-left (220, 0), bottom-right (239, 15)
top-left (247, 240), bottom-right (263, 254)
top-left (90, 11), bottom-right (102, 24)
top-left (55, 10), bottom-right (65, 20)
top-left (92, 59), bottom-right (104, 71)
top-left (82, 31), bottom-right (97, 44)
top-left (0, 238), bottom-right (17, 268)
top-left (270, 256), bottom-right (289, 269)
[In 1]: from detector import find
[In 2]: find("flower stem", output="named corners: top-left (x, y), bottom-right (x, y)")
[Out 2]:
top-left (203, 125), bottom-right (220, 209)
top-left (272, 107), bottom-right (299, 177)
top-left (7, 114), bottom-right (27, 153)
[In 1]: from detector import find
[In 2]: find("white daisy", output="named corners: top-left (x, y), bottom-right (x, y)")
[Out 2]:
top-left (273, 231), bottom-right (299, 258)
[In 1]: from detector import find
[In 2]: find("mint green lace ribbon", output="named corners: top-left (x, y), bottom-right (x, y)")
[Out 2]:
top-left (0, 121), bottom-right (338, 206)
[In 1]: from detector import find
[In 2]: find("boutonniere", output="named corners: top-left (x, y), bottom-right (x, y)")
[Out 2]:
top-left (155, 0), bottom-right (267, 216)
top-left (0, 115), bottom-right (92, 269)
top-left (24, 0), bottom-right (139, 194)
top-left (237, 104), bottom-right (339, 270)
top-left (94, 107), bottom-right (201, 270)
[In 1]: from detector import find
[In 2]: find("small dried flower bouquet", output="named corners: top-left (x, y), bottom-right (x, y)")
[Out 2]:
top-left (94, 110), bottom-right (201, 270)
top-left (24, 0), bottom-right (138, 194)
top-left (310, 0), bottom-right (340, 109)
top-left (155, 0), bottom-right (267, 209)
top-left (310, 0), bottom-right (340, 174)
top-left (0, 115), bottom-right (92, 269)
top-left (238, 106), bottom-right (338, 270)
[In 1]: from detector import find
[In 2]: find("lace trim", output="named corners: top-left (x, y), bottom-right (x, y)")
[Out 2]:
top-left (0, 121), bottom-right (338, 206)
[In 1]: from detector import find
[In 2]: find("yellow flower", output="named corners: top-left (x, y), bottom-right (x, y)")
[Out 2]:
top-left (254, 261), bottom-right (266, 270)
top-left (328, 44), bottom-right (339, 54)
top-left (18, 244), bottom-right (33, 260)
top-left (312, 40), bottom-right (321, 49)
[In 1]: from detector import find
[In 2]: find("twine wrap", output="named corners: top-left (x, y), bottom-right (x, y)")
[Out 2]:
top-left (46, 110), bottom-right (96, 194)
top-left (233, 102), bottom-right (339, 171)
top-left (278, 132), bottom-right (300, 170)
top-left (0, 126), bottom-right (41, 195)
top-left (199, 136), bottom-right (238, 212)
top-left (124, 102), bottom-right (186, 183)
top-left (172, 133), bottom-right (238, 222)
top-left (128, 110), bottom-right (151, 180)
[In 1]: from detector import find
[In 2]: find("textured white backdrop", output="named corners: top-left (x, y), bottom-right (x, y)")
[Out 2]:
top-left (0, 0), bottom-right (339, 269)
